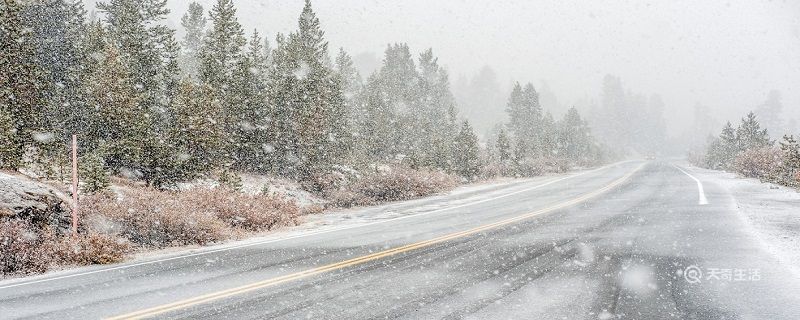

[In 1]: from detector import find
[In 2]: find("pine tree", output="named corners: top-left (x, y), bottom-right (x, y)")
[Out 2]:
top-left (268, 0), bottom-right (348, 180)
top-left (0, 0), bottom-right (48, 170)
top-left (179, 1), bottom-right (206, 80)
top-left (496, 128), bottom-right (511, 163)
top-left (21, 0), bottom-right (91, 178)
top-left (229, 30), bottom-right (270, 172)
top-left (411, 48), bottom-right (458, 170)
top-left (80, 149), bottom-right (110, 194)
top-left (736, 112), bottom-right (771, 151)
top-left (776, 135), bottom-right (800, 186)
top-left (505, 82), bottom-right (543, 159)
top-left (453, 120), bottom-right (481, 179)
top-left (86, 45), bottom-right (147, 175)
top-left (98, 0), bottom-right (180, 122)
top-left (168, 80), bottom-right (225, 180)
top-left (558, 107), bottom-right (591, 163)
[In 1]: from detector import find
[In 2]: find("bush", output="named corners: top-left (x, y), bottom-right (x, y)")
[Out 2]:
top-left (55, 234), bottom-right (130, 265)
top-left (184, 188), bottom-right (300, 231)
top-left (0, 220), bottom-right (54, 276)
top-left (82, 187), bottom-right (301, 247)
top-left (733, 147), bottom-right (782, 179)
top-left (82, 191), bottom-right (231, 248)
top-left (329, 166), bottom-right (458, 208)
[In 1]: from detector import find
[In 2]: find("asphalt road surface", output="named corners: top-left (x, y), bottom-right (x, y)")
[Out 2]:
top-left (1, 160), bottom-right (799, 319)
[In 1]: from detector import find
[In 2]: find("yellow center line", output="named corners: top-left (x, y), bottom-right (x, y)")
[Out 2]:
top-left (107, 163), bottom-right (644, 320)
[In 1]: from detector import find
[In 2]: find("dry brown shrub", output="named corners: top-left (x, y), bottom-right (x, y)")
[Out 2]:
top-left (0, 220), bottom-right (54, 276)
top-left (327, 189), bottom-right (376, 208)
top-left (329, 166), bottom-right (458, 208)
top-left (183, 188), bottom-right (300, 231)
top-left (55, 234), bottom-right (130, 265)
top-left (82, 190), bottom-right (230, 248)
top-left (733, 147), bottom-right (782, 179)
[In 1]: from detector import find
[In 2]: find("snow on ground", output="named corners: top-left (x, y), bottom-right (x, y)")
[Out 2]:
top-left (689, 165), bottom-right (800, 272)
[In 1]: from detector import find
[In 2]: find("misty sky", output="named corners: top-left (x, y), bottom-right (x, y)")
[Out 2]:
top-left (86, 0), bottom-right (800, 135)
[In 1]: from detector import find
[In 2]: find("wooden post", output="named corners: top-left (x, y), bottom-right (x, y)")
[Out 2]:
top-left (71, 134), bottom-right (78, 237)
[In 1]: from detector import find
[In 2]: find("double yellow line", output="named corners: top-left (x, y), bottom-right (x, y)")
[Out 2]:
top-left (108, 163), bottom-right (643, 320)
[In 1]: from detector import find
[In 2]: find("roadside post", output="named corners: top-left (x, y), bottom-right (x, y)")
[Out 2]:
top-left (71, 134), bottom-right (78, 237)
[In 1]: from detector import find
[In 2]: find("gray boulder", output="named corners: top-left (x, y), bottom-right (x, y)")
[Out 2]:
top-left (0, 172), bottom-right (71, 232)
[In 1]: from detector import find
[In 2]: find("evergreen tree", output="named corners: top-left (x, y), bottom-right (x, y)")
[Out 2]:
top-left (230, 30), bottom-right (270, 171)
top-left (168, 80), bottom-right (225, 180)
top-left (200, 0), bottom-right (245, 89)
top-left (411, 48), bottom-right (458, 170)
top-left (0, 0), bottom-right (48, 170)
top-left (179, 1), bottom-right (206, 80)
top-left (557, 107), bottom-right (591, 162)
top-left (21, 0), bottom-right (90, 178)
top-left (268, 0), bottom-right (348, 179)
top-left (776, 135), bottom-right (800, 186)
top-left (452, 120), bottom-right (481, 179)
top-left (505, 82), bottom-right (543, 159)
top-left (80, 149), bottom-right (110, 194)
top-left (496, 128), bottom-right (512, 163)
top-left (736, 112), bottom-right (771, 151)
top-left (98, 0), bottom-right (180, 122)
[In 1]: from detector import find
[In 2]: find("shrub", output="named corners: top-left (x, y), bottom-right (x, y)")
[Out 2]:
top-left (733, 147), bottom-right (782, 180)
top-left (82, 191), bottom-right (231, 248)
top-left (183, 188), bottom-right (300, 231)
top-left (0, 220), bottom-right (54, 276)
top-left (329, 166), bottom-right (458, 208)
top-left (82, 187), bottom-right (301, 247)
top-left (327, 189), bottom-right (376, 208)
top-left (55, 233), bottom-right (130, 265)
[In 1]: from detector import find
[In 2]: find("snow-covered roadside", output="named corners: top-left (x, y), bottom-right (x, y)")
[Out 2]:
top-left (689, 165), bottom-right (800, 271)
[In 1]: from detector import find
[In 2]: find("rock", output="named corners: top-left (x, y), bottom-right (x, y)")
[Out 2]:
top-left (0, 172), bottom-right (71, 232)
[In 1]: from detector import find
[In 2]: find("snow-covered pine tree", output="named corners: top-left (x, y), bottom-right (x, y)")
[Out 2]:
top-left (496, 128), bottom-right (512, 163)
top-left (268, 0), bottom-right (348, 180)
top-left (736, 112), bottom-right (771, 151)
top-left (412, 48), bottom-right (458, 170)
top-left (168, 80), bottom-right (225, 180)
top-left (98, 0), bottom-right (179, 124)
top-left (230, 30), bottom-right (270, 172)
top-left (21, 0), bottom-right (91, 178)
top-left (0, 0), bottom-right (48, 170)
top-left (80, 149), bottom-right (110, 193)
top-left (776, 135), bottom-right (800, 186)
top-left (452, 120), bottom-right (481, 180)
top-left (557, 107), bottom-right (591, 163)
top-left (334, 48), bottom-right (362, 165)
top-left (179, 2), bottom-right (206, 80)
top-left (505, 82), bottom-right (543, 159)
top-left (200, 0), bottom-right (246, 165)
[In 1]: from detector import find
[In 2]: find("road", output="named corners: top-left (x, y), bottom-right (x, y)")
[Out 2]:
top-left (1, 160), bottom-right (799, 319)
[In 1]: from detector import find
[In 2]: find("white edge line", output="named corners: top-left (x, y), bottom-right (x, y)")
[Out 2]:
top-left (0, 161), bottom-right (636, 290)
top-left (673, 165), bottom-right (709, 205)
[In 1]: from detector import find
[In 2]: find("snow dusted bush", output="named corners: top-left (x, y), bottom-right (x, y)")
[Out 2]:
top-left (82, 191), bottom-right (231, 248)
top-left (733, 147), bottom-right (782, 180)
top-left (184, 188), bottom-right (300, 231)
top-left (328, 166), bottom-right (458, 208)
top-left (82, 187), bottom-right (301, 247)
top-left (55, 234), bottom-right (130, 266)
top-left (0, 220), bottom-right (54, 275)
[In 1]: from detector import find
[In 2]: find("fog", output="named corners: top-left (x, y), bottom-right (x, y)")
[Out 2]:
top-left (85, 0), bottom-right (800, 142)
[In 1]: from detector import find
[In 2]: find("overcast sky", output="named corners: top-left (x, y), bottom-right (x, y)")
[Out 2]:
top-left (87, 0), bottom-right (800, 134)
